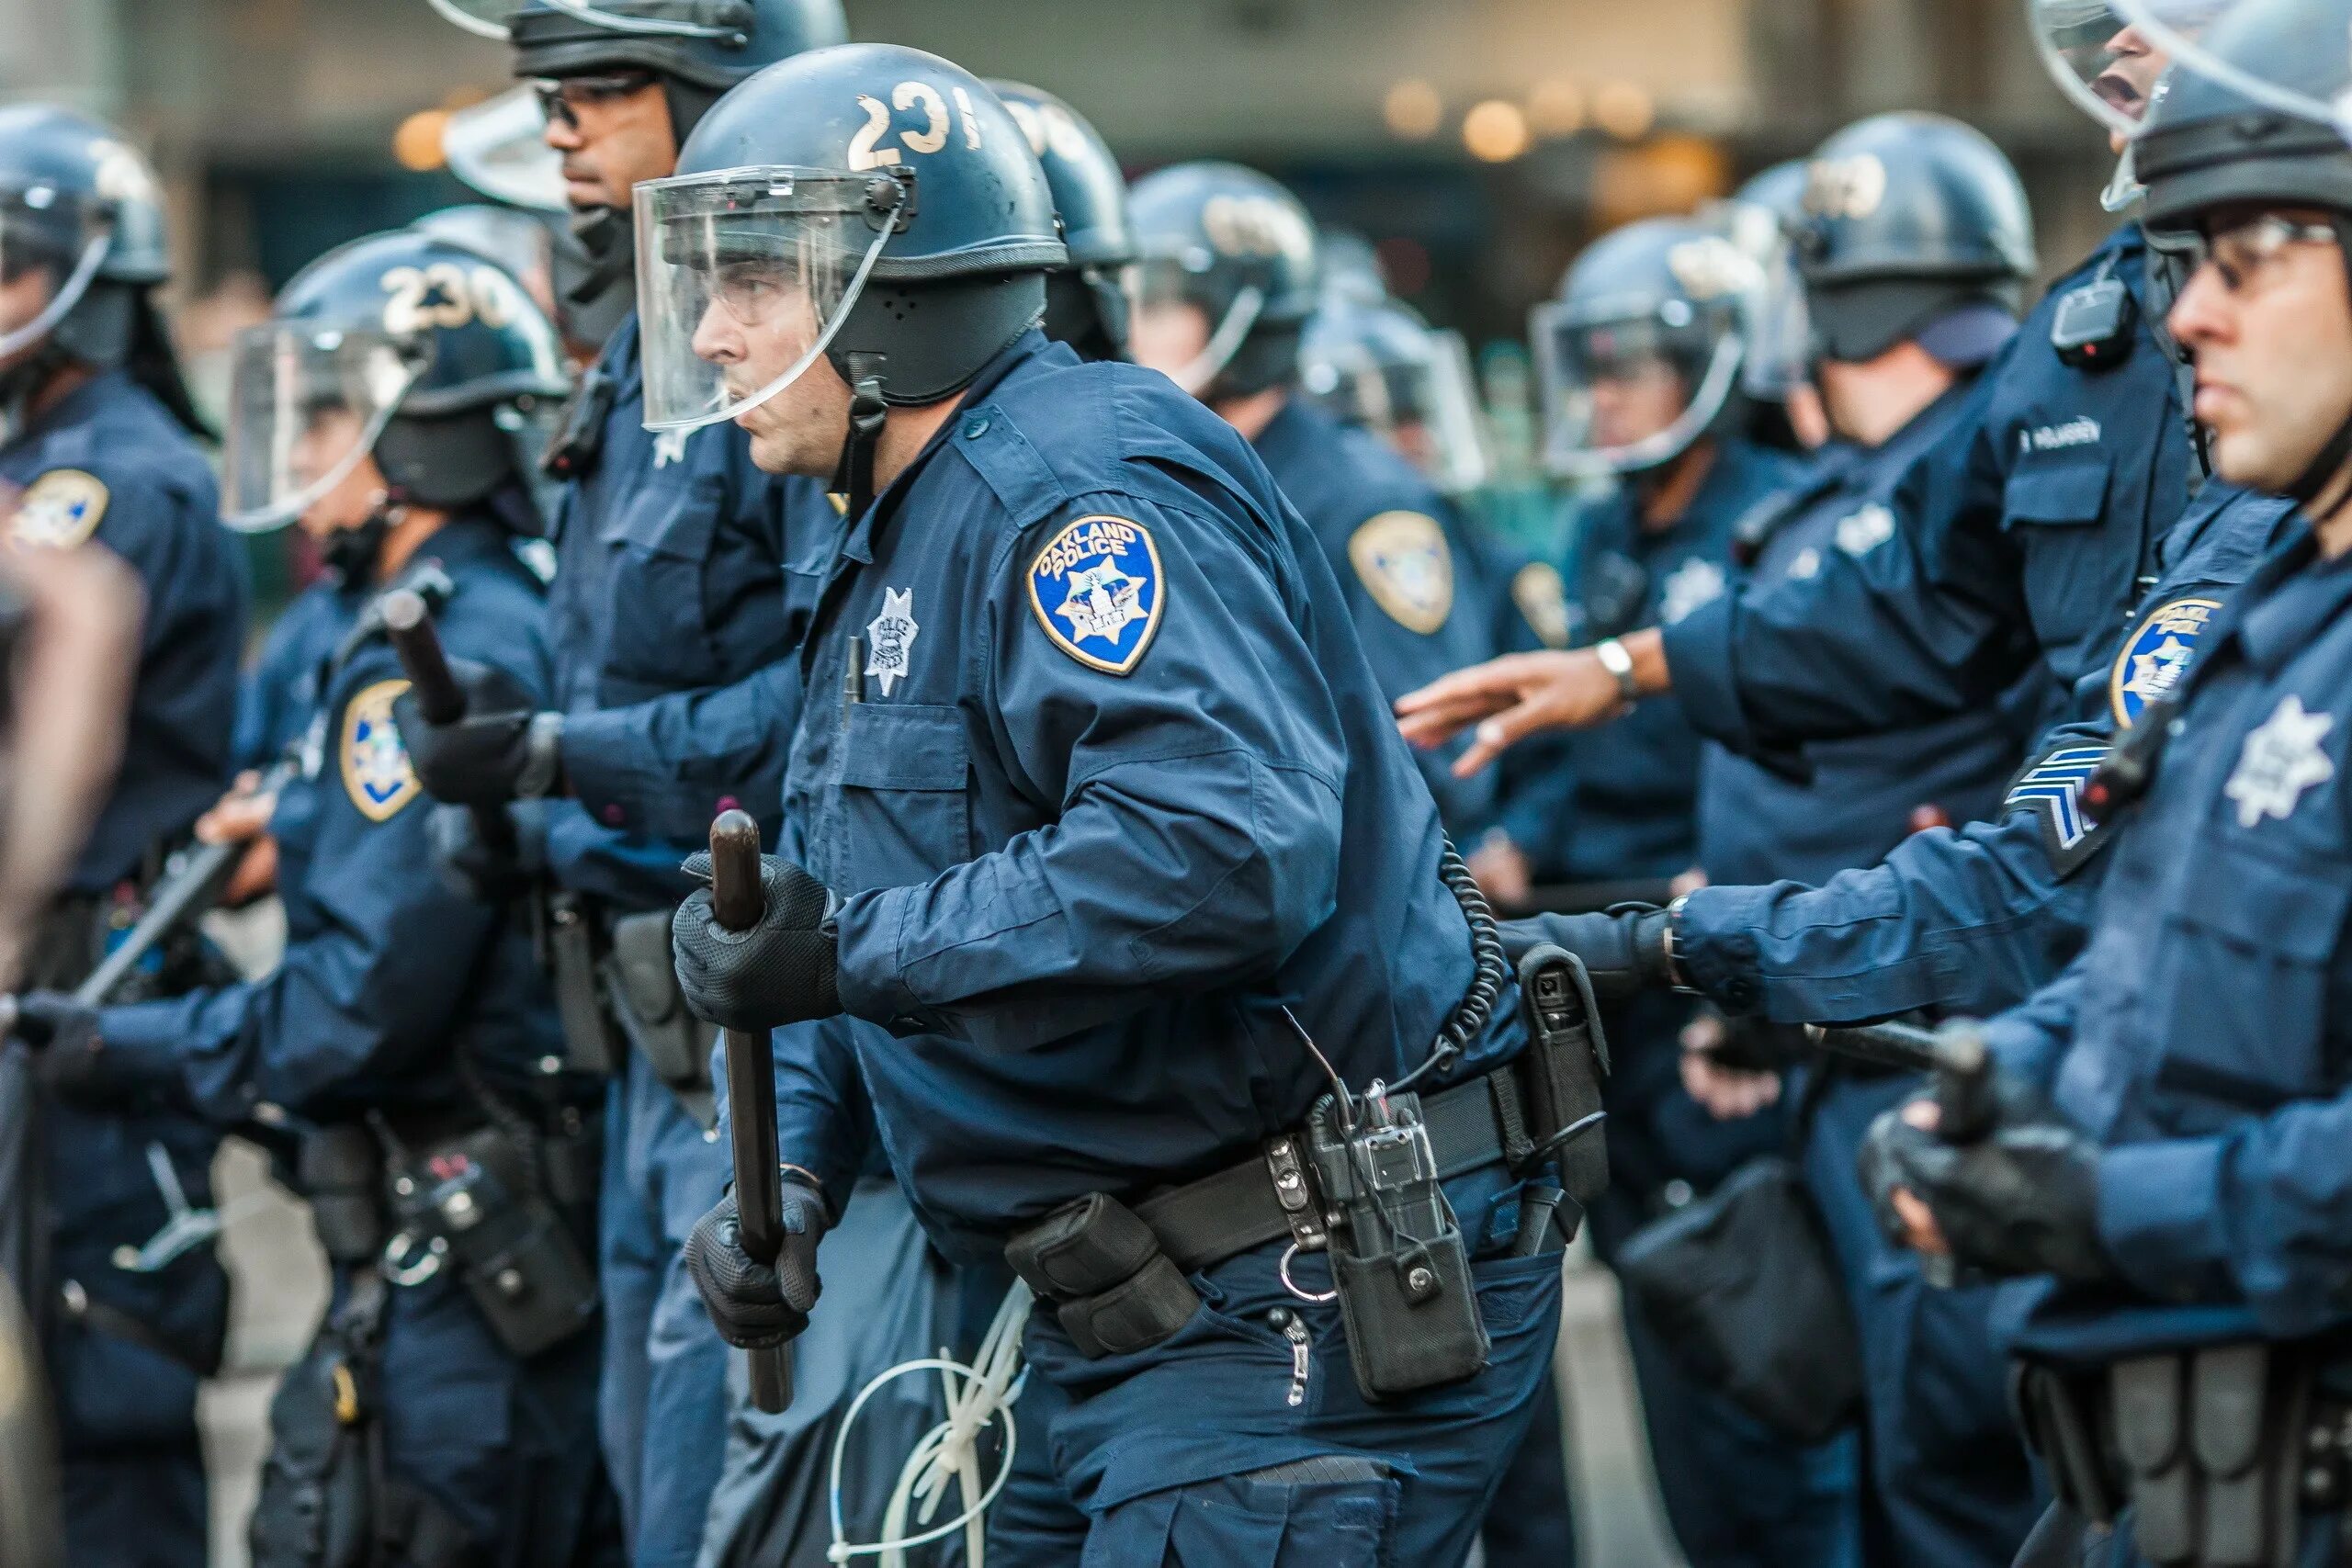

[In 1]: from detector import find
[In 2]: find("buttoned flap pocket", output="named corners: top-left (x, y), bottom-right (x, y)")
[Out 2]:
top-left (838, 702), bottom-right (973, 892)
top-left (2150, 847), bottom-right (2349, 1111)
top-left (595, 470), bottom-right (727, 681)
top-left (2001, 457), bottom-right (2110, 529)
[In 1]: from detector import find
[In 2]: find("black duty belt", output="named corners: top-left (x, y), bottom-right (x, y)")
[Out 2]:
top-left (1135, 1066), bottom-right (1521, 1275)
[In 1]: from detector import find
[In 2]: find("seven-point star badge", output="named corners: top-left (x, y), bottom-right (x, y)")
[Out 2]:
top-left (865, 587), bottom-right (919, 697)
top-left (2224, 694), bottom-right (2335, 829)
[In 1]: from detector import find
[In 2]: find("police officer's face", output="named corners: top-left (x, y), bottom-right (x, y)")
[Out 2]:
top-left (1589, 359), bottom-right (1690, 451)
top-left (538, 74), bottom-right (677, 213)
top-left (2171, 208), bottom-right (2352, 496)
top-left (2094, 26), bottom-right (2167, 151)
top-left (291, 407), bottom-right (390, 539)
top-left (1128, 299), bottom-right (1213, 390)
top-left (691, 270), bottom-right (852, 476)
top-left (0, 261), bottom-right (56, 373)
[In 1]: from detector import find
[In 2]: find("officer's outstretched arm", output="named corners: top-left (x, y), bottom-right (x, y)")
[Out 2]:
top-left (556, 658), bottom-right (804, 845)
top-left (828, 497), bottom-right (1346, 1054)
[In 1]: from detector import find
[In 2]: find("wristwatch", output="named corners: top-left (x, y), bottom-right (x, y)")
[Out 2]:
top-left (1593, 637), bottom-right (1641, 705)
top-left (515, 712), bottom-right (567, 800)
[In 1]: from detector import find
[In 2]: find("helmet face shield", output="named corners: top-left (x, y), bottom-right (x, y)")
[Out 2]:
top-left (1531, 297), bottom-right (1746, 479)
top-left (0, 185), bottom-right (111, 364)
top-left (442, 88), bottom-right (566, 213)
top-left (220, 325), bottom-right (425, 533)
top-left (1301, 318), bottom-right (1490, 493)
top-left (424, 0), bottom-right (529, 38)
top-left (2114, 0), bottom-right (2347, 135)
top-left (2026, 0), bottom-right (2183, 137)
top-left (1127, 253), bottom-right (1265, 398)
top-left (633, 166), bottom-right (894, 433)
top-left (425, 0), bottom-right (742, 41)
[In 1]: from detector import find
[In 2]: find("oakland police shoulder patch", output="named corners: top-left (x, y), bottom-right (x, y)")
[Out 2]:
top-left (12, 468), bottom-right (108, 549)
top-left (2109, 597), bottom-right (2220, 728)
top-left (1512, 561), bottom-right (1572, 649)
top-left (340, 679), bottom-right (422, 821)
top-left (1027, 514), bottom-right (1164, 675)
top-left (2004, 744), bottom-right (2112, 878)
top-left (1348, 511), bottom-right (1454, 634)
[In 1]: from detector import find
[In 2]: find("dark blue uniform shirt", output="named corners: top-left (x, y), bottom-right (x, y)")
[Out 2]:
top-left (1, 370), bottom-right (245, 891)
top-left (96, 520), bottom-right (588, 1125)
top-left (1251, 399), bottom-right (1501, 836)
top-left (768, 333), bottom-right (1520, 1258)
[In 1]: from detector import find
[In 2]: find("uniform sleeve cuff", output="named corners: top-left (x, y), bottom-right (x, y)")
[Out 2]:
top-left (2098, 1137), bottom-right (2231, 1301)
top-left (555, 710), bottom-right (646, 832)
top-left (1658, 598), bottom-right (1754, 753)
top-left (1670, 885), bottom-right (1768, 1014)
top-left (831, 885), bottom-right (930, 1031)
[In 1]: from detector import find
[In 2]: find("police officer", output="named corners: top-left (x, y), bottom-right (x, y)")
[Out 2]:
top-left (1866, 7), bottom-right (2352, 1562)
top-left (640, 45), bottom-right (1562, 1562)
top-left (404, 6), bottom-right (845, 1563)
top-left (0, 104), bottom-right (245, 1568)
top-left (1478, 216), bottom-right (1860, 1568)
top-left (14, 229), bottom-right (618, 1565)
top-left (989, 81), bottom-right (1135, 365)
top-left (1690, 113), bottom-right (2050, 1568)
top-left (1128, 163), bottom-right (1507, 837)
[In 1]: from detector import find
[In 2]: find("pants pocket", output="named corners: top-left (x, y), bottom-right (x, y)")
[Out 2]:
top-left (1081, 1457), bottom-right (1400, 1568)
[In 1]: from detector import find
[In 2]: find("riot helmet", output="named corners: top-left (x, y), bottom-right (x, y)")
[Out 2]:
top-left (1300, 296), bottom-right (1489, 494)
top-left (441, 87), bottom-right (568, 215)
top-left (2025, 0), bottom-right (2228, 209)
top-left (1125, 162), bottom-right (1318, 401)
top-left (988, 80), bottom-right (1136, 362)
top-left (1530, 217), bottom-right (1760, 479)
top-left (1794, 112), bottom-right (2037, 367)
top-left (2117, 0), bottom-right (2352, 141)
top-left (220, 229), bottom-right (570, 539)
top-left (1317, 229), bottom-right (1390, 309)
top-left (1711, 160), bottom-right (1811, 402)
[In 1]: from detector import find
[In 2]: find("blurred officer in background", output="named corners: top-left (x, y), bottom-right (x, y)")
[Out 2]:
top-left (653, 44), bottom-right (1565, 1563)
top-left (1867, 5), bottom-right (2352, 1562)
top-left (0, 103), bottom-right (246, 1568)
top-left (1128, 162), bottom-right (1508, 837)
top-left (991, 80), bottom-right (1136, 366)
top-left (13, 229), bottom-right (620, 1565)
top-left (1690, 111), bottom-right (2048, 1568)
top-left (405, 5), bottom-right (845, 1563)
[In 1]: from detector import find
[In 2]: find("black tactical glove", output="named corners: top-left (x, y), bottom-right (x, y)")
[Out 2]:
top-left (390, 658), bottom-right (562, 807)
top-left (672, 852), bottom-right (839, 1032)
top-left (427, 801), bottom-right (550, 904)
top-left (1860, 1080), bottom-right (2112, 1284)
top-left (1498, 906), bottom-right (1674, 1003)
top-left (11, 991), bottom-right (168, 1110)
top-left (684, 1182), bottom-right (828, 1348)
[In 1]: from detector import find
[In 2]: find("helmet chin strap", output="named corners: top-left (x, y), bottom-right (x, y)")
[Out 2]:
top-left (831, 350), bottom-right (890, 516)
top-left (566, 206), bottom-right (638, 315)
top-left (324, 493), bottom-right (402, 585)
top-left (2282, 219), bottom-right (2352, 513)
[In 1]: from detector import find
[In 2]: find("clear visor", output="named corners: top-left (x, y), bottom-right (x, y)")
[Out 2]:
top-left (2026, 0), bottom-right (2213, 136)
top-left (1714, 200), bottom-right (1811, 400)
top-left (424, 0), bottom-right (743, 39)
top-left (633, 166), bottom-right (894, 434)
top-left (1530, 301), bottom-right (1745, 479)
top-left (1301, 327), bottom-right (1491, 494)
top-left (442, 87), bottom-right (566, 213)
top-left (220, 324), bottom-right (427, 533)
top-left (1127, 254), bottom-right (1266, 398)
top-left (0, 188), bottom-right (111, 365)
top-left (2113, 0), bottom-right (2349, 137)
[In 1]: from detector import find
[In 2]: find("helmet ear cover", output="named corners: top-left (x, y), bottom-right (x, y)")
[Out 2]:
top-left (375, 408), bottom-right (524, 511)
top-left (827, 269), bottom-right (1046, 406)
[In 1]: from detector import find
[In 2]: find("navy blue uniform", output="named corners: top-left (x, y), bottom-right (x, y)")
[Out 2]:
top-left (4, 370), bottom-right (245, 1568)
top-left (1696, 381), bottom-right (2044, 1568)
top-left (533, 315), bottom-right (822, 1568)
top-left (1972, 523), bottom-right (2352, 1566)
top-left (767, 333), bottom-right (1556, 1563)
top-left (96, 518), bottom-right (613, 1563)
top-left (1252, 398), bottom-right (1502, 837)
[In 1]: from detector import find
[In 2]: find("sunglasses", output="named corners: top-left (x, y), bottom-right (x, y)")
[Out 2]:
top-left (2189, 213), bottom-right (2341, 296)
top-left (532, 70), bottom-right (660, 130)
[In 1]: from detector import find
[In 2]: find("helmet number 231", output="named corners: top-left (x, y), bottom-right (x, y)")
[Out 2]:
top-left (847, 83), bottom-right (985, 171)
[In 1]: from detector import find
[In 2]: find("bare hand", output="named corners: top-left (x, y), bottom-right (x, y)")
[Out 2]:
top-left (197, 772), bottom-right (280, 905)
top-left (1395, 649), bottom-right (1625, 777)
top-left (1678, 1011), bottom-right (1781, 1121)
top-left (1887, 1097), bottom-right (1951, 1256)
top-left (1466, 836), bottom-right (1532, 910)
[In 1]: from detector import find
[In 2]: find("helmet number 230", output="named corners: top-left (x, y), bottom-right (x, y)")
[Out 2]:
top-left (379, 264), bottom-right (520, 336)
top-left (847, 83), bottom-right (985, 172)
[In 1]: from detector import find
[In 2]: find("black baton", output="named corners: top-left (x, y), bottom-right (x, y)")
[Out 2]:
top-left (707, 809), bottom-right (793, 1414)
top-left (381, 590), bottom-right (520, 862)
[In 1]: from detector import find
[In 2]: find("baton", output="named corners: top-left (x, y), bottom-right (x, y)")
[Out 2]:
top-left (707, 809), bottom-right (792, 1414)
top-left (1804, 1020), bottom-right (1997, 1140)
top-left (380, 590), bottom-right (520, 862)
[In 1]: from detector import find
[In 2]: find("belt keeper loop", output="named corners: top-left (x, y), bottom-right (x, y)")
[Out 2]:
top-left (1488, 1067), bottom-right (1535, 1173)
top-left (1263, 1134), bottom-right (1328, 1255)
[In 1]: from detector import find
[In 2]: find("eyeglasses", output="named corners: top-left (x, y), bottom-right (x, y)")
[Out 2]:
top-left (2190, 213), bottom-right (2341, 296)
top-left (532, 71), bottom-right (659, 130)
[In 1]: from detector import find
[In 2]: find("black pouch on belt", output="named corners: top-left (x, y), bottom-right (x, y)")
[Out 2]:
top-left (604, 907), bottom-right (717, 1128)
top-left (1306, 1089), bottom-right (1489, 1402)
top-left (298, 1125), bottom-right (384, 1265)
top-left (1004, 1192), bottom-right (1202, 1358)
top-left (1512, 944), bottom-right (1610, 1204)
top-left (386, 1129), bottom-right (598, 1359)
top-left (248, 1281), bottom-right (382, 1568)
top-left (543, 890), bottom-right (623, 1077)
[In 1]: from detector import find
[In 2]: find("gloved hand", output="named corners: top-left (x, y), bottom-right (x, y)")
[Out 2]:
top-left (672, 852), bottom-right (840, 1032)
top-left (1498, 906), bottom-right (1673, 1003)
top-left (390, 658), bottom-right (561, 807)
top-left (427, 801), bottom-right (550, 904)
top-left (1860, 1080), bottom-right (2112, 1283)
top-left (684, 1183), bottom-right (828, 1348)
top-left (10, 991), bottom-right (165, 1110)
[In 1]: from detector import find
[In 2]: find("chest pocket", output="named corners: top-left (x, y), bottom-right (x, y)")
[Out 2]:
top-left (597, 469), bottom-right (726, 686)
top-left (2002, 455), bottom-right (2130, 670)
top-left (2146, 844), bottom-right (2351, 1115)
top-left (837, 702), bottom-right (973, 894)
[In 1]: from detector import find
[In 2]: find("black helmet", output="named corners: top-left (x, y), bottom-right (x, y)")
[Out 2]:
top-left (430, 0), bottom-right (844, 105)
top-left (1531, 216), bottom-right (1761, 477)
top-left (1712, 160), bottom-right (1812, 400)
top-left (988, 80), bottom-right (1135, 362)
top-left (637, 43), bottom-right (1060, 453)
top-left (1300, 296), bottom-right (1489, 494)
top-left (1126, 161), bottom-right (1318, 400)
top-left (222, 229), bottom-right (570, 532)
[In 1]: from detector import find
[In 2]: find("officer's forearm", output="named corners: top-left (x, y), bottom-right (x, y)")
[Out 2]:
top-left (557, 662), bottom-right (797, 841)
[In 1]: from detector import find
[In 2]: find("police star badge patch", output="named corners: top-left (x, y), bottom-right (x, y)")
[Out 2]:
top-left (340, 679), bottom-right (423, 821)
top-left (2225, 694), bottom-right (2335, 830)
top-left (1349, 511), bottom-right (1454, 634)
top-left (2109, 598), bottom-right (2219, 728)
top-left (865, 587), bottom-right (918, 696)
top-left (1028, 514), bottom-right (1164, 674)
top-left (10, 468), bottom-right (108, 549)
